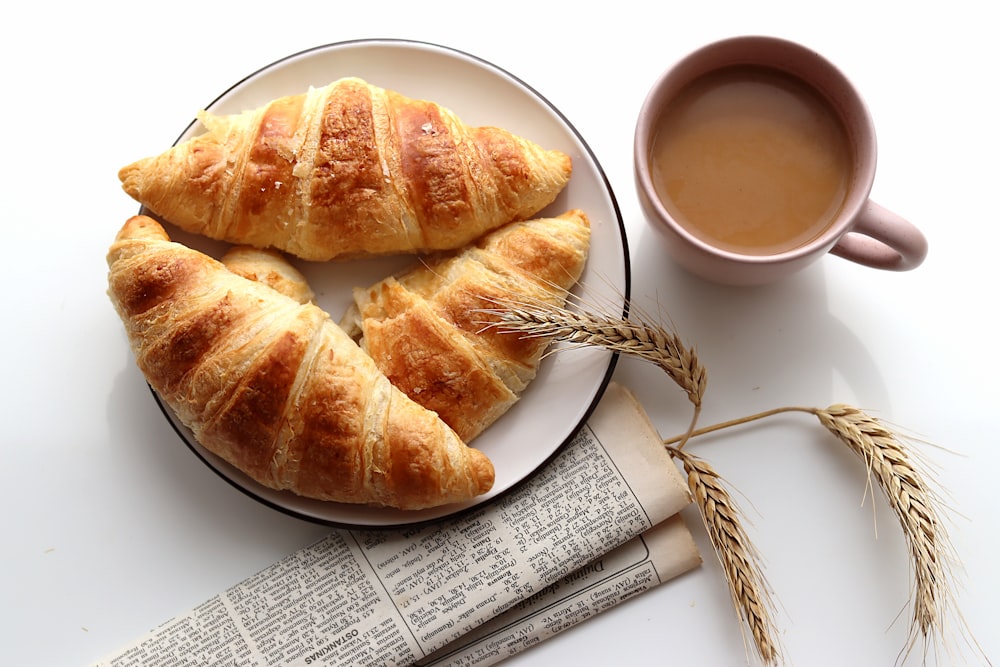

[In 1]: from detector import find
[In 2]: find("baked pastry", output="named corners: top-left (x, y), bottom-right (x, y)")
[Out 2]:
top-left (342, 209), bottom-right (591, 442)
top-left (106, 215), bottom-right (495, 510)
top-left (118, 77), bottom-right (572, 261)
top-left (220, 245), bottom-right (315, 304)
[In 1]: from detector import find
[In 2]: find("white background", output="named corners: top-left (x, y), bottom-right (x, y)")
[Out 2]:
top-left (3, 2), bottom-right (996, 666)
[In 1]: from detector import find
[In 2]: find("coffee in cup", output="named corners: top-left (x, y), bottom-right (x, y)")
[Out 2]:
top-left (634, 36), bottom-right (928, 285)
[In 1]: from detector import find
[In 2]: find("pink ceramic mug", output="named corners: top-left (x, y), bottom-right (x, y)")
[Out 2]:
top-left (634, 36), bottom-right (928, 286)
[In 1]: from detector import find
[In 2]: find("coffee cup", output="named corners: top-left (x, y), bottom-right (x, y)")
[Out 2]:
top-left (634, 35), bottom-right (928, 286)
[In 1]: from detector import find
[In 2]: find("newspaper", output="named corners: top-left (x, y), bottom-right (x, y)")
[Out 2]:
top-left (91, 382), bottom-right (701, 666)
top-left (417, 514), bottom-right (697, 666)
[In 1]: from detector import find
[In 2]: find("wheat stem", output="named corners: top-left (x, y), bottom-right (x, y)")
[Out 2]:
top-left (662, 406), bottom-right (813, 444)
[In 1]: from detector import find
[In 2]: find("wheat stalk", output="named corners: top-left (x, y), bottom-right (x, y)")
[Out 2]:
top-left (479, 297), bottom-right (707, 409)
top-left (480, 298), bottom-right (787, 661)
top-left (484, 297), bottom-right (987, 665)
top-left (668, 446), bottom-right (782, 666)
top-left (813, 405), bottom-right (969, 664)
top-left (666, 405), bottom-right (988, 666)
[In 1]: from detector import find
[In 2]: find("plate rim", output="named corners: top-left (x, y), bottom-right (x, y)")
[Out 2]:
top-left (142, 37), bottom-right (631, 529)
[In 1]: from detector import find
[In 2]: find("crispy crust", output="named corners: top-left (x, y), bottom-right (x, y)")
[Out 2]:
top-left (118, 78), bottom-right (571, 261)
top-left (107, 215), bottom-right (494, 510)
top-left (350, 209), bottom-right (591, 442)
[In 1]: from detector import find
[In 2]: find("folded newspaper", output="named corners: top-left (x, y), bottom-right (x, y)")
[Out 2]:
top-left (91, 382), bottom-right (701, 666)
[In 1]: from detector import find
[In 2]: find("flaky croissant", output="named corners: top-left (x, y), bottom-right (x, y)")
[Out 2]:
top-left (342, 209), bottom-right (591, 443)
top-left (118, 77), bottom-right (572, 261)
top-left (106, 215), bottom-right (494, 510)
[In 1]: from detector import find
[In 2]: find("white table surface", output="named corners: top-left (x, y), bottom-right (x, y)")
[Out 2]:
top-left (4, 2), bottom-right (997, 665)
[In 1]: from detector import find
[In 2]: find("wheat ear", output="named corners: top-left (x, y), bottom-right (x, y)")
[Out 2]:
top-left (479, 297), bottom-right (707, 410)
top-left (813, 405), bottom-right (968, 664)
top-left (668, 446), bottom-right (782, 666)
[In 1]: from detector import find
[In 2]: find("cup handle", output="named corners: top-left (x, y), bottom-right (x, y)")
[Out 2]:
top-left (829, 200), bottom-right (928, 271)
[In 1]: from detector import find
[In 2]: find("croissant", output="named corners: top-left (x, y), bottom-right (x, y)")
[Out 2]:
top-left (118, 77), bottom-right (572, 261)
top-left (106, 215), bottom-right (494, 510)
top-left (342, 209), bottom-right (591, 443)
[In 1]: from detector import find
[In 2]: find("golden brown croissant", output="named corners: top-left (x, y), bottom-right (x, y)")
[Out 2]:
top-left (118, 77), bottom-right (572, 261)
top-left (342, 209), bottom-right (591, 443)
top-left (106, 215), bottom-right (494, 510)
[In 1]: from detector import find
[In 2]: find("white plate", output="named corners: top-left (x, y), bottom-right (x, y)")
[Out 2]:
top-left (147, 39), bottom-right (630, 528)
